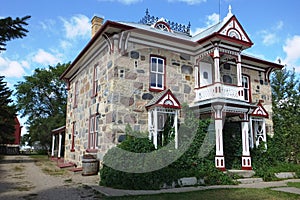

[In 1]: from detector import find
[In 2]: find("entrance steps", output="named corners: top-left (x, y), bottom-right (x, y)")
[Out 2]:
top-left (237, 177), bottom-right (263, 184)
top-left (227, 169), bottom-right (263, 184)
top-left (227, 169), bottom-right (255, 178)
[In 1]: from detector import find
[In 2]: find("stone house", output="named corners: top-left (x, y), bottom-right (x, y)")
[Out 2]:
top-left (60, 7), bottom-right (283, 170)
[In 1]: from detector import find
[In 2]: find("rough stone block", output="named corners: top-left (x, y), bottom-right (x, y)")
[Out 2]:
top-left (275, 172), bottom-right (296, 179)
top-left (179, 177), bottom-right (197, 186)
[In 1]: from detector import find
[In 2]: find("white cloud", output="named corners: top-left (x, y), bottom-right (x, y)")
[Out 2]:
top-left (191, 13), bottom-right (219, 36)
top-left (61, 14), bottom-right (91, 40)
top-left (168, 0), bottom-right (207, 5)
top-left (60, 40), bottom-right (72, 50)
top-left (32, 49), bottom-right (61, 65)
top-left (261, 31), bottom-right (277, 46)
top-left (0, 56), bottom-right (26, 78)
top-left (259, 20), bottom-right (283, 46)
top-left (282, 35), bottom-right (300, 72)
top-left (276, 21), bottom-right (283, 30)
top-left (39, 19), bottom-right (56, 31)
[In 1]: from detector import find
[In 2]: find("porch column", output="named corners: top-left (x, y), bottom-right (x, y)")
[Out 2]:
top-left (213, 46), bottom-right (220, 83)
top-left (174, 110), bottom-right (178, 149)
top-left (237, 54), bottom-right (242, 86)
top-left (153, 108), bottom-right (158, 149)
top-left (148, 111), bottom-right (152, 140)
top-left (51, 134), bottom-right (55, 157)
top-left (241, 118), bottom-right (252, 170)
top-left (212, 104), bottom-right (225, 170)
top-left (194, 65), bottom-right (199, 88)
top-left (58, 133), bottom-right (62, 159)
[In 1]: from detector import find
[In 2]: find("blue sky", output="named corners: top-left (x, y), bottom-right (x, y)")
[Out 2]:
top-left (1, 0), bottom-right (300, 132)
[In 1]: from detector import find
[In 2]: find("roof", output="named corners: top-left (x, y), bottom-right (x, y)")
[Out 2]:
top-left (61, 7), bottom-right (283, 80)
top-left (145, 89), bottom-right (181, 110)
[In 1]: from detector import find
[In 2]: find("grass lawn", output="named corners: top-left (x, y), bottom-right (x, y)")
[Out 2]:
top-left (105, 188), bottom-right (299, 200)
top-left (287, 182), bottom-right (300, 189)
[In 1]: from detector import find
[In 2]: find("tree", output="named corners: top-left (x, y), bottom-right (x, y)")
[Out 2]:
top-left (270, 67), bottom-right (300, 163)
top-left (15, 63), bottom-right (69, 148)
top-left (0, 15), bottom-right (31, 51)
top-left (0, 76), bottom-right (17, 144)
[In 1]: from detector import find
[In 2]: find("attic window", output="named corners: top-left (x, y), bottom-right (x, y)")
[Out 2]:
top-left (154, 22), bottom-right (171, 32)
top-left (228, 29), bottom-right (241, 40)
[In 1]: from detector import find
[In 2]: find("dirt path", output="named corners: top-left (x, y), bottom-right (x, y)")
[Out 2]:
top-left (0, 155), bottom-right (102, 200)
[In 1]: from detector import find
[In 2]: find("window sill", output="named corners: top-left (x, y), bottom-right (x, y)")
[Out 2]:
top-left (149, 88), bottom-right (165, 92)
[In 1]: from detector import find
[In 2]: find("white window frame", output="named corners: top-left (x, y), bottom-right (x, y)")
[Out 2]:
top-left (93, 65), bottom-right (98, 97)
top-left (89, 115), bottom-right (99, 150)
top-left (74, 81), bottom-right (79, 108)
top-left (242, 75), bottom-right (250, 102)
top-left (150, 56), bottom-right (165, 90)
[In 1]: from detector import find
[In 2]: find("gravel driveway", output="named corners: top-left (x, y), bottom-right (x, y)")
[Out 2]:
top-left (0, 155), bottom-right (102, 200)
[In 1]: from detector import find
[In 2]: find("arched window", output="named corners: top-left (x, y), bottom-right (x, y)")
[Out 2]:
top-left (223, 75), bottom-right (232, 84)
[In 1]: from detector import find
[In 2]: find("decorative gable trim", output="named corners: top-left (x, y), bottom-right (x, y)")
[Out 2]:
top-left (145, 89), bottom-right (181, 110)
top-left (251, 101), bottom-right (269, 118)
top-left (219, 16), bottom-right (252, 45)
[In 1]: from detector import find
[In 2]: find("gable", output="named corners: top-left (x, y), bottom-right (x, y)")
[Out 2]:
top-left (145, 89), bottom-right (181, 109)
top-left (219, 16), bottom-right (252, 44)
top-left (251, 101), bottom-right (269, 118)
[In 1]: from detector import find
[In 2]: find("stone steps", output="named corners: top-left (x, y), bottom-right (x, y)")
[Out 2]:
top-left (237, 178), bottom-right (264, 184)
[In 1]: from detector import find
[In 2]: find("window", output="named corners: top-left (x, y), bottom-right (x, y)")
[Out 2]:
top-left (92, 65), bottom-right (98, 97)
top-left (203, 72), bottom-right (208, 79)
top-left (223, 75), bottom-right (232, 84)
top-left (71, 122), bottom-right (76, 152)
top-left (242, 75), bottom-right (250, 101)
top-left (73, 81), bottom-right (79, 108)
top-left (154, 22), bottom-right (170, 32)
top-left (88, 115), bottom-right (99, 150)
top-left (119, 68), bottom-right (125, 78)
top-left (150, 56), bottom-right (165, 90)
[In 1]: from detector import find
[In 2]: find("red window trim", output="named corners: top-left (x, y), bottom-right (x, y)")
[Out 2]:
top-left (242, 74), bottom-right (252, 103)
top-left (73, 81), bottom-right (79, 108)
top-left (87, 114), bottom-right (99, 151)
top-left (71, 121), bottom-right (76, 152)
top-left (91, 64), bottom-right (98, 98)
top-left (149, 55), bottom-right (166, 92)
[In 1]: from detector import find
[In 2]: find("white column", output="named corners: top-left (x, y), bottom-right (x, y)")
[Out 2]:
top-left (237, 54), bottom-right (242, 87)
top-left (51, 135), bottom-right (55, 157)
top-left (153, 108), bottom-right (158, 149)
top-left (174, 111), bottom-right (178, 149)
top-left (212, 104), bottom-right (225, 170)
top-left (241, 120), bottom-right (252, 170)
top-left (195, 65), bottom-right (199, 88)
top-left (58, 133), bottom-right (62, 159)
top-left (213, 46), bottom-right (220, 83)
top-left (262, 119), bottom-right (267, 149)
top-left (148, 111), bottom-right (152, 140)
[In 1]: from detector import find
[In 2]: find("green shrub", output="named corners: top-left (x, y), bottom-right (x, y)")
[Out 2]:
top-left (100, 106), bottom-right (234, 190)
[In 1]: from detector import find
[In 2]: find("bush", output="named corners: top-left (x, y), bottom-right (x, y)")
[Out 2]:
top-left (100, 111), bottom-right (234, 190)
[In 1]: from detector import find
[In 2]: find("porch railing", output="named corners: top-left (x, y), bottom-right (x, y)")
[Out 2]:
top-left (195, 83), bottom-right (245, 102)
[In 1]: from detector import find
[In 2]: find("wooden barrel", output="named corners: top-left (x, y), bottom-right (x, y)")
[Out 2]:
top-left (82, 154), bottom-right (99, 176)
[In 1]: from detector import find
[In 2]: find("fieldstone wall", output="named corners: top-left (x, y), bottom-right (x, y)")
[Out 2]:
top-left (242, 67), bottom-right (274, 136)
top-left (64, 32), bottom-right (274, 166)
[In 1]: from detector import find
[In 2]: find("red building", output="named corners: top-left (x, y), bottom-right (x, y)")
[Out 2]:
top-left (0, 117), bottom-right (23, 154)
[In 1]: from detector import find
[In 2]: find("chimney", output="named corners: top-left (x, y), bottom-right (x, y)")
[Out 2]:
top-left (91, 16), bottom-right (104, 38)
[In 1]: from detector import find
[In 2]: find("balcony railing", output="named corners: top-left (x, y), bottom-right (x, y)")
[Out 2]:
top-left (195, 83), bottom-right (245, 102)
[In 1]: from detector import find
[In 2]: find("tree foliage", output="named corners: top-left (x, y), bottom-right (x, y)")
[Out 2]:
top-left (0, 15), bottom-right (31, 51)
top-left (0, 76), bottom-right (16, 144)
top-left (14, 63), bottom-right (69, 148)
top-left (271, 68), bottom-right (300, 163)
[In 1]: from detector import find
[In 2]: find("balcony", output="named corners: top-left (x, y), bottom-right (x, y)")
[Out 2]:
top-left (195, 83), bottom-right (245, 102)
